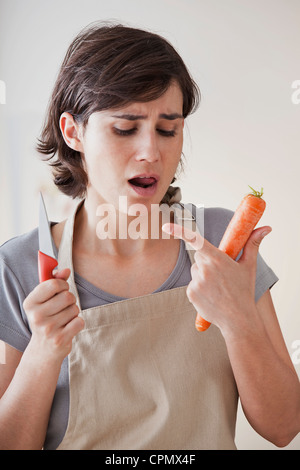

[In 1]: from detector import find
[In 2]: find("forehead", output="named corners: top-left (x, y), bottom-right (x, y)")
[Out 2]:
top-left (91, 82), bottom-right (184, 123)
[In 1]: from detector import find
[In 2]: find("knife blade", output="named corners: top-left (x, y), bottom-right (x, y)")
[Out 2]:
top-left (38, 193), bottom-right (58, 282)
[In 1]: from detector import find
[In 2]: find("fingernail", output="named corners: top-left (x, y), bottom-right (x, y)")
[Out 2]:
top-left (162, 223), bottom-right (173, 235)
top-left (261, 228), bottom-right (272, 238)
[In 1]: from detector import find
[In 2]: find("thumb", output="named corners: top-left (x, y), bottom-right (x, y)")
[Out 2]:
top-left (53, 267), bottom-right (71, 281)
top-left (239, 226), bottom-right (272, 265)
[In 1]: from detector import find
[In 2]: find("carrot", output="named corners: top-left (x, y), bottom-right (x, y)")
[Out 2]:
top-left (195, 186), bottom-right (266, 332)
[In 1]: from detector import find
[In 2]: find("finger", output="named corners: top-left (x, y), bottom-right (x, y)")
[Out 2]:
top-left (60, 315), bottom-right (85, 344)
top-left (238, 226), bottom-right (272, 266)
top-left (29, 277), bottom-right (70, 305)
top-left (41, 289), bottom-right (77, 317)
top-left (53, 268), bottom-right (71, 281)
top-left (162, 223), bottom-right (205, 251)
top-left (48, 303), bottom-right (80, 330)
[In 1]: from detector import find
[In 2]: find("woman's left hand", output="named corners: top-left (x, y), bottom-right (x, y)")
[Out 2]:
top-left (162, 223), bottom-right (271, 333)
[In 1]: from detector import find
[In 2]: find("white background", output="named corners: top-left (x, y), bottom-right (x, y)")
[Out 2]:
top-left (0, 0), bottom-right (299, 450)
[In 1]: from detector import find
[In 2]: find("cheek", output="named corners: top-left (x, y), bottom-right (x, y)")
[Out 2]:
top-left (162, 133), bottom-right (182, 156)
top-left (83, 133), bottom-right (115, 171)
top-left (168, 142), bottom-right (183, 171)
top-left (173, 133), bottom-right (183, 159)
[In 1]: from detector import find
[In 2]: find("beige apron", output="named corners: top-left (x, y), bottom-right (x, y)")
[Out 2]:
top-left (56, 201), bottom-right (238, 450)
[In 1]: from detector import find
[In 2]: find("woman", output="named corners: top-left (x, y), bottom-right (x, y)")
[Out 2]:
top-left (0, 22), bottom-right (299, 450)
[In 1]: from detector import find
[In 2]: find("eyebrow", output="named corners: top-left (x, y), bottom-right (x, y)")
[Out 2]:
top-left (111, 113), bottom-right (183, 121)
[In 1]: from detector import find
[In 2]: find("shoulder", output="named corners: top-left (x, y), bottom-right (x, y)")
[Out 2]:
top-left (0, 227), bottom-right (39, 269)
top-left (186, 204), bottom-right (234, 248)
top-left (0, 227), bottom-right (40, 295)
top-left (203, 207), bottom-right (234, 246)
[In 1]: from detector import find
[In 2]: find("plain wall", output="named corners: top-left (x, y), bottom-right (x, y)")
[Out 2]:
top-left (0, 0), bottom-right (299, 450)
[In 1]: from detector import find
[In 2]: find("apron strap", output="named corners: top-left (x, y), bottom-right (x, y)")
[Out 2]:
top-left (57, 199), bottom-right (84, 311)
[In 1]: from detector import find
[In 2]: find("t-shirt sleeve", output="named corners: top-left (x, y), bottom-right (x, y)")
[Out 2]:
top-left (254, 252), bottom-right (278, 302)
top-left (0, 257), bottom-right (31, 351)
top-left (200, 206), bottom-right (278, 303)
top-left (0, 230), bottom-right (39, 352)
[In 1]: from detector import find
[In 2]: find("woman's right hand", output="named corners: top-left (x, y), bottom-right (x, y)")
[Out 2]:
top-left (23, 268), bottom-right (84, 363)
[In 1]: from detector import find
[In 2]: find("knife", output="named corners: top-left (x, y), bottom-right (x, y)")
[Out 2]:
top-left (38, 193), bottom-right (58, 282)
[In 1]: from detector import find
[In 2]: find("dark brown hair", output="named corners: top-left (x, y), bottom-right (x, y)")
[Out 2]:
top-left (37, 22), bottom-right (200, 199)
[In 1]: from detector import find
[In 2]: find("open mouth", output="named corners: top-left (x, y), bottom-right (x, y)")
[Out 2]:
top-left (128, 175), bottom-right (159, 197)
top-left (128, 176), bottom-right (157, 188)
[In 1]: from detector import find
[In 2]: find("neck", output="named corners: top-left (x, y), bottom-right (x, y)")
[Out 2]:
top-left (73, 193), bottom-right (175, 257)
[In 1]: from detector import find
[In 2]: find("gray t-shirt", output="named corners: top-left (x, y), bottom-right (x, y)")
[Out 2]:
top-left (0, 206), bottom-right (278, 449)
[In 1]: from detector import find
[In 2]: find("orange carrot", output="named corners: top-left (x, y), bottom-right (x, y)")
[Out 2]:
top-left (195, 186), bottom-right (266, 332)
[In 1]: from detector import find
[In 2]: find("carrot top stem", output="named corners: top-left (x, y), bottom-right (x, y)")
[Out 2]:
top-left (248, 186), bottom-right (264, 198)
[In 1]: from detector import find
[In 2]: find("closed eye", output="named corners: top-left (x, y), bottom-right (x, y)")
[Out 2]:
top-left (113, 127), bottom-right (176, 137)
top-left (157, 129), bottom-right (176, 137)
top-left (113, 127), bottom-right (137, 136)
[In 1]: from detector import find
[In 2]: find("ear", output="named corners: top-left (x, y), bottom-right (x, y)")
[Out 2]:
top-left (59, 112), bottom-right (84, 152)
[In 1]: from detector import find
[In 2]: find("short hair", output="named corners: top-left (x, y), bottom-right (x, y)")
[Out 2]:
top-left (37, 22), bottom-right (200, 199)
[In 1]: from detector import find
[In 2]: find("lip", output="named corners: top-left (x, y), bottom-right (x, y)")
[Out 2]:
top-left (128, 173), bottom-right (160, 182)
top-left (128, 173), bottom-right (160, 198)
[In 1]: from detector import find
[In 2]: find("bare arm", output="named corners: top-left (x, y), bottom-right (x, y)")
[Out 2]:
top-left (223, 290), bottom-right (300, 447)
top-left (163, 223), bottom-right (300, 447)
top-left (0, 341), bottom-right (62, 449)
top-left (0, 269), bottom-right (84, 450)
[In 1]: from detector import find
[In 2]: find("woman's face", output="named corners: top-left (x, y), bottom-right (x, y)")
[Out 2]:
top-left (77, 82), bottom-right (184, 212)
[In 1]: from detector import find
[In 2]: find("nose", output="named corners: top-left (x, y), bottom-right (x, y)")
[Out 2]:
top-left (135, 131), bottom-right (160, 163)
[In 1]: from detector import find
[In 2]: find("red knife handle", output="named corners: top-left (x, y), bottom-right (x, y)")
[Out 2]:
top-left (38, 250), bottom-right (58, 283)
